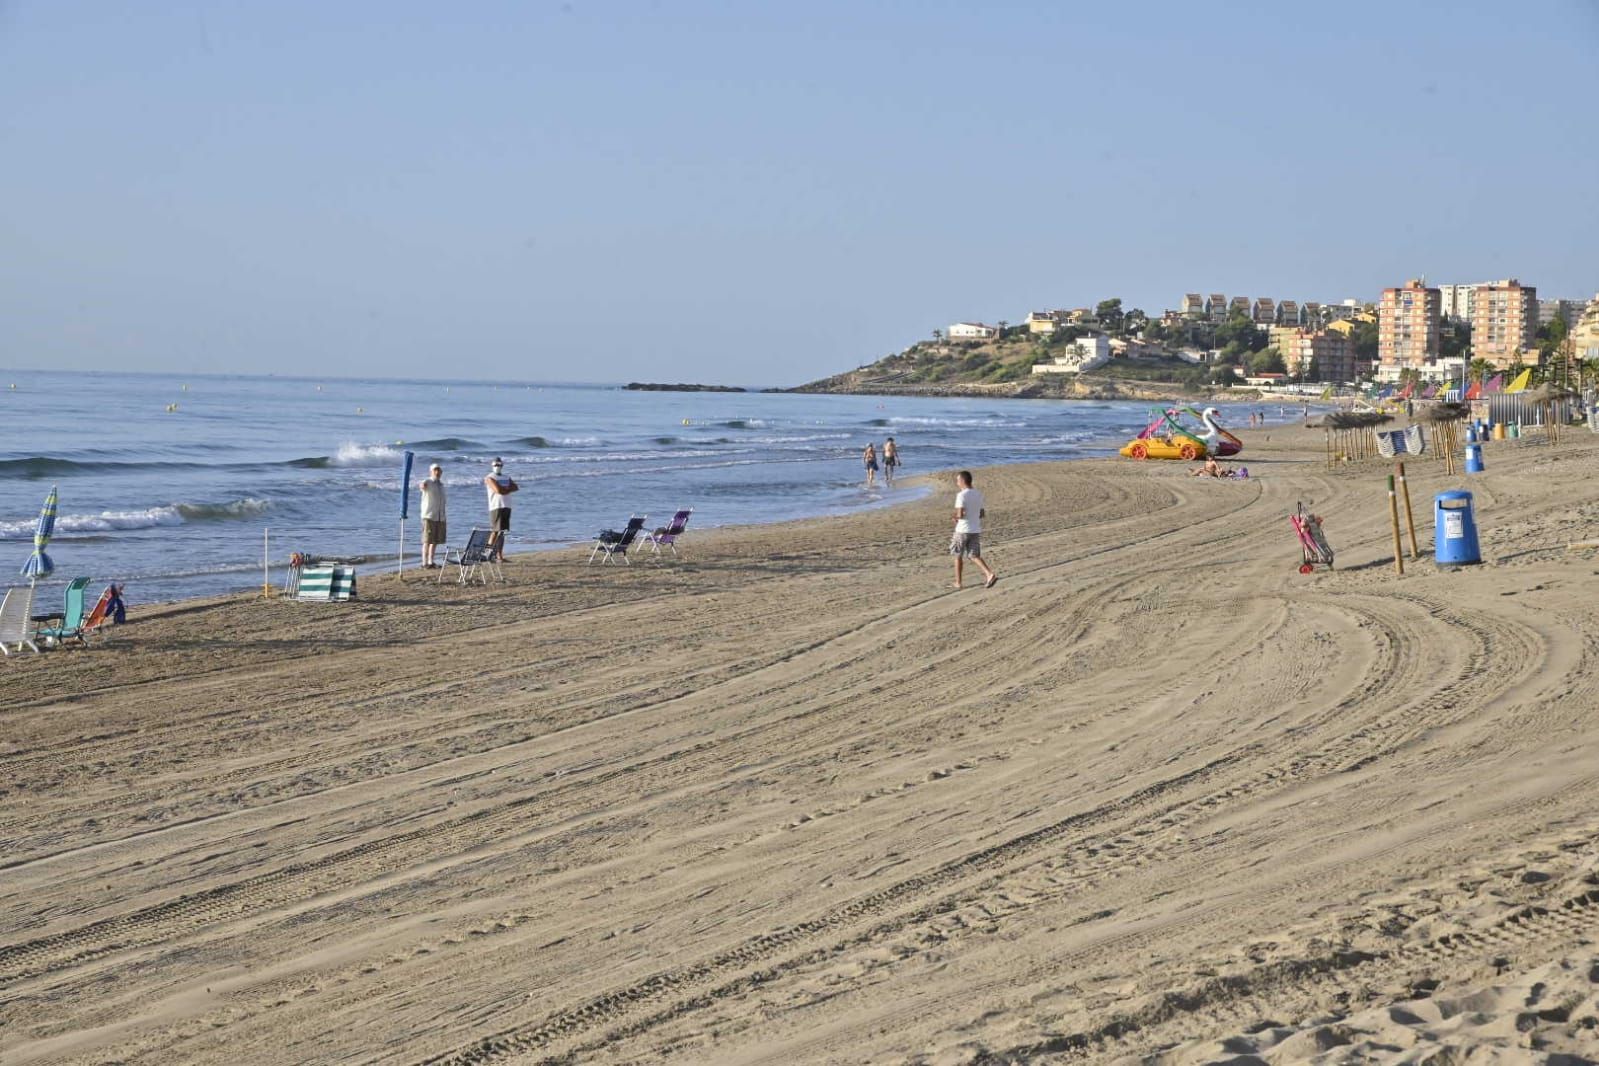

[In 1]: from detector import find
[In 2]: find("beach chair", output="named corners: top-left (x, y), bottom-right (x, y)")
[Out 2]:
top-left (76, 584), bottom-right (121, 643)
top-left (643, 508), bottom-right (693, 558)
top-left (0, 586), bottom-right (41, 656)
top-left (296, 565), bottom-right (358, 602)
top-left (36, 577), bottom-right (91, 647)
top-left (442, 527), bottom-right (503, 585)
top-left (588, 515), bottom-right (647, 565)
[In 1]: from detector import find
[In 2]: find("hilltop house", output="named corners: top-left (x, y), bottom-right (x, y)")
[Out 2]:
top-left (1026, 310), bottom-right (1064, 334)
top-left (947, 322), bottom-right (999, 341)
top-left (1031, 334), bottom-right (1111, 375)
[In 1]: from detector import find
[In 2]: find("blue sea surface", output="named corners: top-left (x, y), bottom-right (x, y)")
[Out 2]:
top-left (0, 372), bottom-right (1296, 603)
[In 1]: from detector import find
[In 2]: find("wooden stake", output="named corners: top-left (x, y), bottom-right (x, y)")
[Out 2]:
top-left (1387, 474), bottom-right (1404, 575)
top-left (1396, 461), bottom-right (1419, 559)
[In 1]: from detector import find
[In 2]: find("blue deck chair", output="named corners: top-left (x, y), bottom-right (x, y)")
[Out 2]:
top-left (643, 508), bottom-right (693, 558)
top-left (0, 585), bottom-right (41, 656)
top-left (442, 527), bottom-right (503, 585)
top-left (588, 515), bottom-right (647, 565)
top-left (37, 577), bottom-right (92, 646)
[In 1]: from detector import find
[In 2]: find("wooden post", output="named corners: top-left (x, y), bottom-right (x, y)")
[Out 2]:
top-left (1396, 461), bottom-right (1419, 559)
top-left (1387, 474), bottom-right (1404, 575)
top-left (263, 528), bottom-right (271, 598)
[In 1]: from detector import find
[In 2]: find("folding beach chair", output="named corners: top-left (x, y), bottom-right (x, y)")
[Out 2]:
top-left (296, 565), bottom-right (358, 601)
top-left (76, 584), bottom-right (122, 644)
top-left (0, 585), bottom-right (41, 656)
top-left (643, 508), bottom-right (693, 558)
top-left (443, 527), bottom-right (503, 585)
top-left (36, 577), bottom-right (91, 647)
top-left (588, 515), bottom-right (647, 565)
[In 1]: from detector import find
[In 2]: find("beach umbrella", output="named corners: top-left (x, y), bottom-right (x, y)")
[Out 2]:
top-left (20, 484), bottom-right (58, 584)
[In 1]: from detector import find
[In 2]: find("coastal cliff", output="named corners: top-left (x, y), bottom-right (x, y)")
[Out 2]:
top-left (792, 335), bottom-right (1243, 403)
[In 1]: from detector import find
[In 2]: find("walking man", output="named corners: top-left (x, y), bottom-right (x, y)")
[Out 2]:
top-left (950, 470), bottom-right (997, 589)
top-left (484, 457), bottom-right (518, 562)
top-left (420, 463), bottom-right (447, 568)
top-left (882, 436), bottom-right (900, 487)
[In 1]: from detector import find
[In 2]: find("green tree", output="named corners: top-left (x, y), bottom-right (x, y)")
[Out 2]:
top-left (1124, 307), bottom-right (1149, 334)
top-left (1468, 357), bottom-right (1493, 384)
top-left (1214, 309), bottom-right (1266, 354)
top-left (1248, 347), bottom-right (1286, 375)
top-left (1537, 315), bottom-right (1567, 363)
top-left (1095, 298), bottom-right (1124, 334)
top-left (1352, 319), bottom-right (1379, 364)
top-left (1440, 321), bottom-right (1472, 360)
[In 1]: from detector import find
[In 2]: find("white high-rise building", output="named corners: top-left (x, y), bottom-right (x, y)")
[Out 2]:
top-left (1438, 283), bottom-right (1487, 322)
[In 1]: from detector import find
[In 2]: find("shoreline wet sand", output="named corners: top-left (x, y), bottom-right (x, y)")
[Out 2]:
top-left (6, 423), bottom-right (1599, 1063)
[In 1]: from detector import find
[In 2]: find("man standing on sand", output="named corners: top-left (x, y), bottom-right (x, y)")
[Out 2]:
top-left (950, 470), bottom-right (997, 589)
top-left (484, 457), bottom-right (518, 562)
top-left (420, 463), bottom-right (447, 568)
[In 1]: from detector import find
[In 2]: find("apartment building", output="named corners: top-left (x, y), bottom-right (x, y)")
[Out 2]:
top-left (1229, 296), bottom-right (1251, 317)
top-left (1206, 294), bottom-right (1228, 320)
top-left (1572, 296), bottom-right (1599, 364)
top-left (1281, 328), bottom-right (1355, 382)
top-left (1438, 283), bottom-right (1484, 322)
top-left (1377, 279), bottom-right (1441, 382)
top-left (1277, 300), bottom-right (1301, 326)
top-left (1538, 298), bottom-right (1586, 329)
top-left (1252, 297), bottom-right (1276, 324)
top-left (1471, 279), bottom-right (1537, 367)
top-left (1180, 294), bottom-right (1205, 317)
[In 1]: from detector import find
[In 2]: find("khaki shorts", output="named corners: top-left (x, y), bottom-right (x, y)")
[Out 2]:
top-left (423, 519), bottom-right (447, 545)
top-left (949, 532), bottom-right (982, 557)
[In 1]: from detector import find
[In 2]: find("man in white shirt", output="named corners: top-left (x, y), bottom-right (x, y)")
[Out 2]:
top-left (484, 458), bottom-right (518, 562)
top-left (950, 470), bottom-right (997, 589)
top-left (419, 463), bottom-right (447, 568)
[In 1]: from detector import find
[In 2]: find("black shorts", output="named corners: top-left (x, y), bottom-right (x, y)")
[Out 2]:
top-left (491, 509), bottom-right (511, 533)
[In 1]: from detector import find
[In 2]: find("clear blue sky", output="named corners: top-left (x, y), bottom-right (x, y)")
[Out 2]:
top-left (3, 1), bottom-right (1596, 385)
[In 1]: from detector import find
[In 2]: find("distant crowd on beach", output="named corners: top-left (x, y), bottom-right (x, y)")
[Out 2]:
top-left (411, 434), bottom-right (999, 592)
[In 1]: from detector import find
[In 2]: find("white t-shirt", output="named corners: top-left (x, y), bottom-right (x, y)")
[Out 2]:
top-left (954, 487), bottom-right (983, 534)
top-left (420, 478), bottom-right (446, 520)
top-left (486, 474), bottom-right (513, 511)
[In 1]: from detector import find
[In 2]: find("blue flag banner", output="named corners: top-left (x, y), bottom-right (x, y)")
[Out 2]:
top-left (399, 451), bottom-right (415, 520)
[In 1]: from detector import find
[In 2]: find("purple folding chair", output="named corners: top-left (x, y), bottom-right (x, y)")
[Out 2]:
top-left (643, 508), bottom-right (693, 558)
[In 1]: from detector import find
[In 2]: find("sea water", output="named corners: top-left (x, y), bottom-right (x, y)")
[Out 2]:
top-left (1, 371), bottom-right (1294, 603)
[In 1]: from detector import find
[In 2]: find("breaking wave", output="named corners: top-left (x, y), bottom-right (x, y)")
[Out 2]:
top-left (0, 498), bottom-right (271, 539)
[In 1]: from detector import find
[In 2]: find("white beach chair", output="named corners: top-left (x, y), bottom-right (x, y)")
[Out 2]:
top-left (0, 586), bottom-right (42, 655)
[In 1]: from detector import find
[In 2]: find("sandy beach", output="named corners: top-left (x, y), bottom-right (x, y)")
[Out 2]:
top-left (6, 422), bottom-right (1599, 1065)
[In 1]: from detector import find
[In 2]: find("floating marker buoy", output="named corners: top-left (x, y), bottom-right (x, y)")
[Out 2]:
top-left (166, 403), bottom-right (179, 412)
top-left (356, 407), bottom-right (365, 414)
top-left (682, 418), bottom-right (691, 426)
top-left (316, 385), bottom-right (323, 391)
top-left (181, 384), bottom-right (189, 391)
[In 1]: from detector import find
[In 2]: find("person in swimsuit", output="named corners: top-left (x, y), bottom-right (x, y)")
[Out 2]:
top-left (882, 437), bottom-right (899, 486)
top-left (863, 442), bottom-right (878, 488)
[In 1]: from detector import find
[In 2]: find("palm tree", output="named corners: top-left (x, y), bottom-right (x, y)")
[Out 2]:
top-left (1468, 357), bottom-right (1493, 385)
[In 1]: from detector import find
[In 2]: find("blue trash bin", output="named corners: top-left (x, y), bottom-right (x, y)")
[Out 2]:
top-left (1435, 490), bottom-right (1481, 567)
top-left (1464, 442), bottom-right (1485, 473)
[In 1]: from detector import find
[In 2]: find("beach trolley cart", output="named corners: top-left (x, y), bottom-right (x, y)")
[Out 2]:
top-left (1290, 501), bottom-right (1334, 574)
